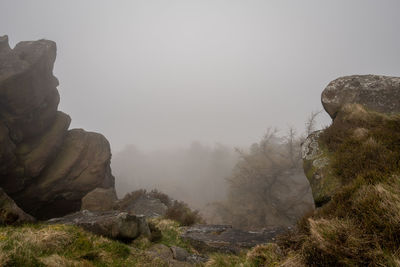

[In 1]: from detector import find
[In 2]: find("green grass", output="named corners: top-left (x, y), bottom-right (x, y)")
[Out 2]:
top-left (0, 223), bottom-right (170, 267)
top-left (149, 218), bottom-right (194, 252)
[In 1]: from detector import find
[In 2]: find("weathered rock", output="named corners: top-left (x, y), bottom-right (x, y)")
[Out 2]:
top-left (0, 36), bottom-right (59, 143)
top-left (0, 36), bottom-right (115, 219)
top-left (48, 210), bottom-right (150, 241)
top-left (81, 187), bottom-right (117, 212)
top-left (13, 129), bottom-right (115, 219)
top-left (147, 244), bottom-right (174, 260)
top-left (171, 246), bottom-right (190, 261)
top-left (125, 194), bottom-right (168, 217)
top-left (182, 225), bottom-right (282, 254)
top-left (146, 244), bottom-right (206, 266)
top-left (322, 75), bottom-right (400, 119)
top-left (0, 188), bottom-right (35, 224)
top-left (301, 131), bottom-right (340, 207)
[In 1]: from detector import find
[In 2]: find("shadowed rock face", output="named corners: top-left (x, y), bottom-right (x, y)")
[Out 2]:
top-left (0, 35), bottom-right (115, 219)
top-left (0, 188), bottom-right (35, 225)
top-left (322, 75), bottom-right (400, 119)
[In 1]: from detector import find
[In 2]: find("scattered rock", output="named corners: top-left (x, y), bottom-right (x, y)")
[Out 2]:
top-left (171, 246), bottom-right (190, 261)
top-left (81, 187), bottom-right (117, 212)
top-left (182, 224), bottom-right (282, 254)
top-left (322, 75), bottom-right (400, 119)
top-left (186, 254), bottom-right (208, 264)
top-left (147, 244), bottom-right (173, 260)
top-left (146, 244), bottom-right (205, 266)
top-left (0, 188), bottom-right (35, 224)
top-left (48, 210), bottom-right (150, 241)
top-left (124, 194), bottom-right (168, 217)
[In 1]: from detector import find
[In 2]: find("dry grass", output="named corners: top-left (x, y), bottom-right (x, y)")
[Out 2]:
top-left (0, 223), bottom-right (153, 266)
top-left (272, 104), bottom-right (400, 266)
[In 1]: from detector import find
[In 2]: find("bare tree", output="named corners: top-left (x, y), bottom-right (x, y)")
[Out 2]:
top-left (305, 110), bottom-right (322, 136)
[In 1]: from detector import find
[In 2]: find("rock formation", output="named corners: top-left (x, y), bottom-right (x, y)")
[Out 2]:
top-left (321, 75), bottom-right (400, 119)
top-left (0, 35), bottom-right (114, 219)
top-left (304, 74), bottom-right (400, 206)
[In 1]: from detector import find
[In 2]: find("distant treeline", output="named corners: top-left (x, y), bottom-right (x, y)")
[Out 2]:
top-left (112, 142), bottom-right (238, 209)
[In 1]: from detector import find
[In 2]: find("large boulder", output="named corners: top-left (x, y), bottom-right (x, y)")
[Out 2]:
top-left (48, 210), bottom-right (150, 241)
top-left (13, 129), bottom-right (115, 219)
top-left (305, 75), bottom-right (400, 207)
top-left (0, 188), bottom-right (35, 225)
top-left (0, 35), bottom-right (115, 219)
top-left (322, 75), bottom-right (400, 119)
top-left (81, 187), bottom-right (117, 212)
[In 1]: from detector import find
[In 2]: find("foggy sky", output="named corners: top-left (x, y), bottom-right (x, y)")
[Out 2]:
top-left (1, 1), bottom-right (400, 151)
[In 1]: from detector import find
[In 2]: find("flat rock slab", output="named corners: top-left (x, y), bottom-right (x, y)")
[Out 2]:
top-left (182, 225), bottom-right (283, 254)
top-left (47, 210), bottom-right (150, 241)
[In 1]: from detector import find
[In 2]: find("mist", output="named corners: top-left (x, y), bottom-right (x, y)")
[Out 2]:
top-left (1, 1), bottom-right (400, 152)
top-left (112, 142), bottom-right (238, 209)
top-left (1, 0), bottom-right (400, 229)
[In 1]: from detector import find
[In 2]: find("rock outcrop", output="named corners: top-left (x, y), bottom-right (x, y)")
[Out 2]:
top-left (304, 74), bottom-right (400, 206)
top-left (0, 35), bottom-right (114, 219)
top-left (48, 210), bottom-right (150, 241)
top-left (322, 75), bottom-right (400, 119)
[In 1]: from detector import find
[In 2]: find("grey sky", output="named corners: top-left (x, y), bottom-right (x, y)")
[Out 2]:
top-left (1, 1), bottom-right (399, 151)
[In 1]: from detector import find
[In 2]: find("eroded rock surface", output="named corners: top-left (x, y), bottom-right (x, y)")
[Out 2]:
top-left (0, 35), bottom-right (115, 219)
top-left (322, 75), bottom-right (400, 119)
top-left (182, 225), bottom-right (282, 254)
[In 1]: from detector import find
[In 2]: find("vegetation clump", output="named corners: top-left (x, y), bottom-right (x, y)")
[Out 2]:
top-left (212, 104), bottom-right (400, 266)
top-left (119, 189), bottom-right (204, 226)
top-left (274, 104), bottom-right (400, 266)
top-left (0, 224), bottom-right (150, 266)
